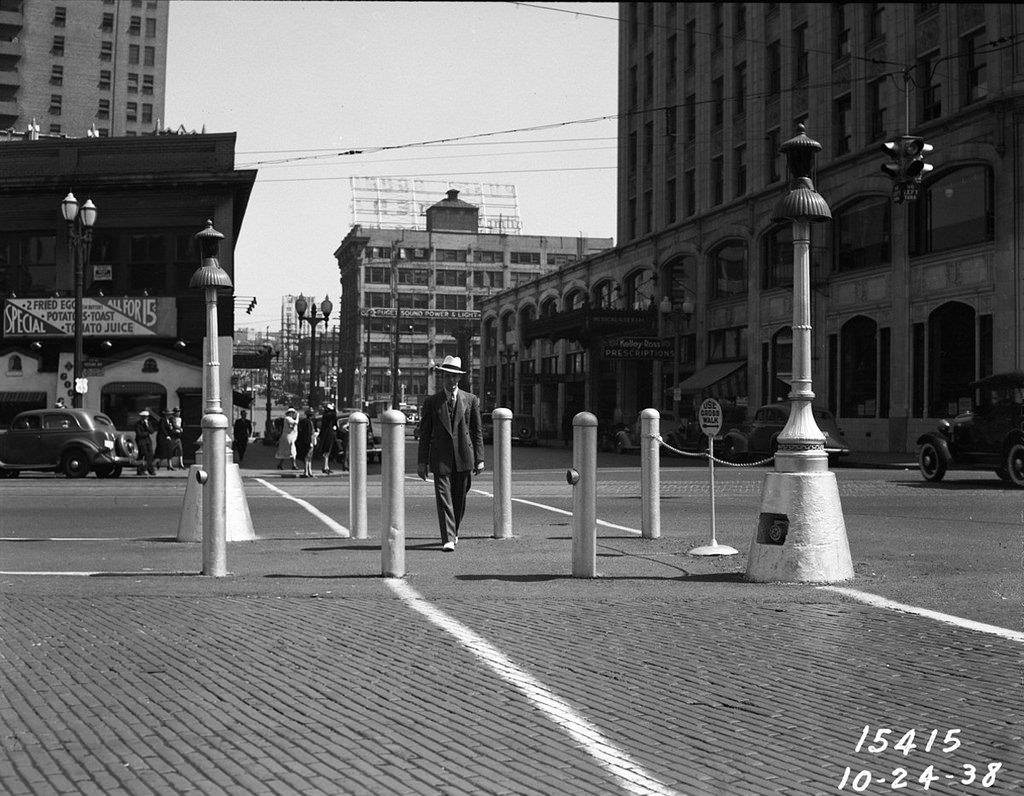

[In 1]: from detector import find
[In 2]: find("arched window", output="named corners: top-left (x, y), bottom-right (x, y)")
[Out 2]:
top-left (663, 255), bottom-right (697, 305)
top-left (624, 268), bottom-right (657, 309)
top-left (518, 305), bottom-right (536, 353)
top-left (928, 301), bottom-right (975, 417)
top-left (834, 196), bottom-right (891, 272)
top-left (565, 289), bottom-right (586, 311)
top-left (910, 166), bottom-right (993, 256)
top-left (840, 316), bottom-right (878, 417)
top-left (762, 225), bottom-right (793, 289)
top-left (499, 311), bottom-right (515, 350)
top-left (7, 355), bottom-right (22, 374)
top-left (709, 240), bottom-right (747, 298)
top-left (540, 297), bottom-right (558, 318)
top-left (592, 279), bottom-right (615, 309)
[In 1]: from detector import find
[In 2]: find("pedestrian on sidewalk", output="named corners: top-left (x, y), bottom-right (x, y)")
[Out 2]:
top-left (416, 356), bottom-right (485, 552)
top-left (168, 407), bottom-right (185, 469)
top-left (156, 409), bottom-right (174, 470)
top-left (275, 408), bottom-right (299, 470)
top-left (134, 409), bottom-right (157, 476)
top-left (296, 408), bottom-right (316, 478)
top-left (233, 410), bottom-right (253, 464)
top-left (317, 402), bottom-right (338, 475)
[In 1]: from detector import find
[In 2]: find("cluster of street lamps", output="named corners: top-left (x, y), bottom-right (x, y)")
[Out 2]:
top-left (295, 294), bottom-right (332, 409)
top-left (61, 191), bottom-right (97, 409)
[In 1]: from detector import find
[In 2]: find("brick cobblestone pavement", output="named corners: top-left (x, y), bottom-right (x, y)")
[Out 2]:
top-left (2, 445), bottom-right (1021, 795)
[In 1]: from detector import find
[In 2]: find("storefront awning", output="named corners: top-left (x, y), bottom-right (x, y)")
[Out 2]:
top-left (675, 362), bottom-right (745, 393)
top-left (0, 391), bottom-right (46, 404)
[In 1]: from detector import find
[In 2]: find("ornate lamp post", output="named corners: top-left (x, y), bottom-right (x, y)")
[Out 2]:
top-left (746, 125), bottom-right (853, 584)
top-left (295, 294), bottom-right (332, 408)
top-left (60, 192), bottom-right (97, 408)
top-left (190, 220), bottom-right (232, 577)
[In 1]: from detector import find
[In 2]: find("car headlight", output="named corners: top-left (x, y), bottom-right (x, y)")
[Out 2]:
top-left (937, 419), bottom-right (951, 435)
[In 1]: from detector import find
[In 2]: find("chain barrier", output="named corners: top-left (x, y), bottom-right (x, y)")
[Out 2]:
top-left (648, 433), bottom-right (775, 468)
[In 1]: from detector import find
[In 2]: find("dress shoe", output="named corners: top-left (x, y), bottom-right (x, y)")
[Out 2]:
top-left (442, 541), bottom-right (455, 552)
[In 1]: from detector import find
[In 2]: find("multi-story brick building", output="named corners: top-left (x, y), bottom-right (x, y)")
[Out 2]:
top-left (1, 0), bottom-right (168, 138)
top-left (333, 189), bottom-right (612, 419)
top-left (482, 2), bottom-right (1024, 453)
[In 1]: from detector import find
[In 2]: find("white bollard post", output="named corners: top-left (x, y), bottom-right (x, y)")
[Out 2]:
top-left (348, 411), bottom-right (368, 540)
top-left (640, 408), bottom-right (661, 540)
top-left (492, 408), bottom-right (513, 539)
top-left (380, 409), bottom-right (405, 578)
top-left (571, 411), bottom-right (598, 578)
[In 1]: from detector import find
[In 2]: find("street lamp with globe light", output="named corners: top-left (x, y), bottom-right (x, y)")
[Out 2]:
top-left (60, 192), bottom-right (97, 408)
top-left (295, 294), bottom-right (332, 408)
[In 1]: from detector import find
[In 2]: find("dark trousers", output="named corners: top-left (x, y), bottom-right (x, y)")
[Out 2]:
top-left (432, 469), bottom-right (472, 544)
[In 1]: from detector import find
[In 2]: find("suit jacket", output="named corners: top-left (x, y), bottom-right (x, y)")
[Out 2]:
top-left (417, 388), bottom-right (484, 476)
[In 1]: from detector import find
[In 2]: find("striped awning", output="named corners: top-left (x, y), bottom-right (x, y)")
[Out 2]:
top-left (0, 391), bottom-right (46, 404)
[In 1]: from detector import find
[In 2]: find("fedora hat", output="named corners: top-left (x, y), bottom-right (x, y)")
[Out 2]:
top-left (435, 355), bottom-right (465, 375)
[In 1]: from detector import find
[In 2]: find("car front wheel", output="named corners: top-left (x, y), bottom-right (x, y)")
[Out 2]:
top-left (1005, 442), bottom-right (1024, 488)
top-left (918, 442), bottom-right (947, 482)
top-left (62, 449), bottom-right (90, 478)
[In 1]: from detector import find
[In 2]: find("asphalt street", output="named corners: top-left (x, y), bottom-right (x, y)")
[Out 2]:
top-left (1, 440), bottom-right (1021, 795)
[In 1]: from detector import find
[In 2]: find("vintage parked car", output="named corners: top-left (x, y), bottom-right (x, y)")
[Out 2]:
top-left (334, 409), bottom-right (382, 464)
top-left (917, 371), bottom-right (1024, 487)
top-left (469, 413), bottom-right (538, 446)
top-left (718, 402), bottom-right (851, 463)
top-left (0, 408), bottom-right (137, 478)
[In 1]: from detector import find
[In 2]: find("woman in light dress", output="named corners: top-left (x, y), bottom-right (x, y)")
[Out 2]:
top-left (275, 407), bottom-right (299, 470)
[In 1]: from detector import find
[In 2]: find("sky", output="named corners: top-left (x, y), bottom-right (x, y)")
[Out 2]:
top-left (163, 1), bottom-right (620, 333)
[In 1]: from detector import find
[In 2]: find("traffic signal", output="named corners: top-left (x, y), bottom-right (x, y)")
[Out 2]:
top-left (880, 135), bottom-right (933, 203)
top-left (246, 297), bottom-right (257, 314)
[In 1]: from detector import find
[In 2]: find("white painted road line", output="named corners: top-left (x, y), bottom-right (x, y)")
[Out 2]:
top-left (471, 487), bottom-right (640, 535)
top-left (387, 579), bottom-right (682, 796)
top-left (256, 477), bottom-right (350, 537)
top-left (821, 585), bottom-right (1024, 643)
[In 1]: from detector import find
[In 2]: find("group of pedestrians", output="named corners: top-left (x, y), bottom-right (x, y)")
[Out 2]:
top-left (134, 407), bottom-right (184, 476)
top-left (273, 402), bottom-right (348, 476)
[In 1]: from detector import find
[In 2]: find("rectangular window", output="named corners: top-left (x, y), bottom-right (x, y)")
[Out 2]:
top-left (667, 34), bottom-right (677, 83)
top-left (868, 79), bottom-right (886, 141)
top-left (128, 232), bottom-right (167, 291)
top-left (49, 94), bottom-right (62, 115)
top-left (793, 23), bottom-right (809, 81)
top-left (142, 75), bottom-right (154, 95)
top-left (434, 249), bottom-right (467, 263)
top-left (435, 268), bottom-right (466, 286)
top-left (666, 178), bottom-right (677, 224)
top-left (766, 128), bottom-right (780, 183)
top-left (145, 17), bottom-right (157, 37)
top-left (49, 124), bottom-right (61, 135)
top-left (734, 145), bottom-right (746, 197)
top-left (51, 36), bottom-right (65, 56)
top-left (919, 50), bottom-right (941, 121)
top-left (643, 189), bottom-right (653, 234)
top-left (142, 103), bottom-right (152, 123)
top-left (129, 44), bottom-right (140, 64)
top-left (127, 73), bottom-right (139, 93)
top-left (734, 3), bottom-right (746, 36)
top-left (99, 70), bottom-right (111, 91)
top-left (685, 93), bottom-right (696, 143)
top-left (628, 65), bottom-right (638, 108)
top-left (833, 3), bottom-right (850, 60)
top-left (97, 99), bottom-right (110, 119)
top-left (685, 18), bottom-right (696, 68)
top-left (684, 169), bottom-right (696, 217)
top-left (665, 106), bottom-right (677, 162)
top-left (126, 102), bottom-right (137, 122)
top-left (435, 294), bottom-right (467, 311)
top-left (962, 28), bottom-right (988, 105)
top-left (833, 93), bottom-right (852, 156)
top-left (733, 62), bottom-right (746, 115)
top-left (644, 121), bottom-right (654, 166)
top-left (510, 252), bottom-right (541, 265)
top-left (712, 156), bottom-right (724, 205)
top-left (712, 3), bottom-right (723, 49)
top-left (100, 41), bottom-right (113, 61)
top-left (708, 327), bottom-right (748, 362)
top-left (101, 12), bottom-right (114, 31)
top-left (53, 6), bottom-right (66, 26)
top-left (129, 16), bottom-right (141, 34)
top-left (644, 53), bottom-right (654, 100)
top-left (866, 3), bottom-right (884, 41)
top-left (767, 41), bottom-right (781, 97)
top-left (712, 76), bottom-right (724, 127)
top-left (50, 65), bottom-right (63, 85)
top-left (144, 46), bottom-right (155, 66)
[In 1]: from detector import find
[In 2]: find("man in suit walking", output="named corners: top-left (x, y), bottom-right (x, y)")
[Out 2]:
top-left (417, 356), bottom-right (485, 551)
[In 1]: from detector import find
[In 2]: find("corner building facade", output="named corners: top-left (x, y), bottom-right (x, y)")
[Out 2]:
top-left (484, 3), bottom-right (1024, 453)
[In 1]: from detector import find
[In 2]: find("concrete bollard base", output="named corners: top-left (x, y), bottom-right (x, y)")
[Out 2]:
top-left (176, 463), bottom-right (256, 542)
top-left (745, 470), bottom-right (853, 583)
